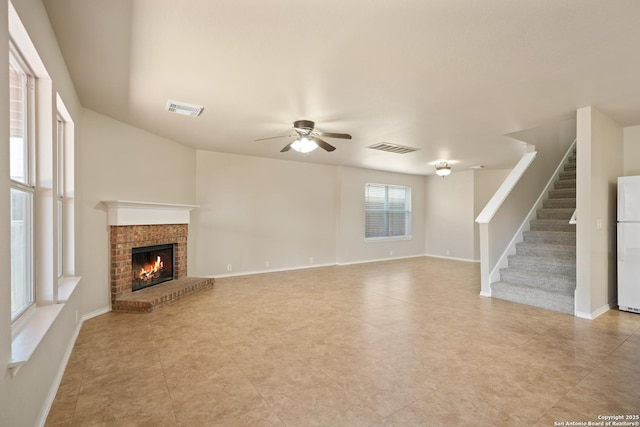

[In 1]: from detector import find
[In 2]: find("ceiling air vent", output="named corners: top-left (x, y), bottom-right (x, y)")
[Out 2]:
top-left (367, 142), bottom-right (419, 154)
top-left (165, 100), bottom-right (204, 117)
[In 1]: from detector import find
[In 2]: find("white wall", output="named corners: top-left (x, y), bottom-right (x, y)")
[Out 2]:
top-left (1, 1), bottom-right (84, 426)
top-left (424, 170), bottom-right (475, 261)
top-left (79, 109), bottom-right (196, 315)
top-left (623, 125), bottom-right (640, 176)
top-left (576, 106), bottom-right (623, 318)
top-left (423, 169), bottom-right (510, 262)
top-left (337, 166), bottom-right (426, 264)
top-left (191, 154), bottom-right (426, 275)
top-left (192, 151), bottom-right (337, 276)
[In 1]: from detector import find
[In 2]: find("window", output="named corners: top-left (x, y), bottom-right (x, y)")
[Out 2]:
top-left (9, 47), bottom-right (35, 321)
top-left (365, 183), bottom-right (412, 239)
top-left (56, 118), bottom-right (64, 278)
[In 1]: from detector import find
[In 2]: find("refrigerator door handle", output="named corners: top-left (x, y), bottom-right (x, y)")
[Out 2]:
top-left (620, 184), bottom-right (626, 222)
top-left (619, 226), bottom-right (626, 262)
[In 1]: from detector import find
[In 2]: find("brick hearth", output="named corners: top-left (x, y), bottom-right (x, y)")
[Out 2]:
top-left (110, 224), bottom-right (213, 313)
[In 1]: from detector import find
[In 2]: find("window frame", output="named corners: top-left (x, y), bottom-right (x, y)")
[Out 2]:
top-left (364, 183), bottom-right (412, 241)
top-left (56, 117), bottom-right (64, 279)
top-left (9, 44), bottom-right (36, 323)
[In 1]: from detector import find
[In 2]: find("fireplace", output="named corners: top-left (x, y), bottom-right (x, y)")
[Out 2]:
top-left (105, 200), bottom-right (213, 313)
top-left (131, 243), bottom-right (174, 291)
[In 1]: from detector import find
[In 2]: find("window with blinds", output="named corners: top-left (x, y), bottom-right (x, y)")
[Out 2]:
top-left (365, 183), bottom-right (411, 239)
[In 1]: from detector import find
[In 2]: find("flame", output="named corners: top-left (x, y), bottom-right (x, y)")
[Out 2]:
top-left (138, 256), bottom-right (164, 281)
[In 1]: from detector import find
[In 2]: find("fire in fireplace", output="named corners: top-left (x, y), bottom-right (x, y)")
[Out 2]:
top-left (131, 244), bottom-right (174, 291)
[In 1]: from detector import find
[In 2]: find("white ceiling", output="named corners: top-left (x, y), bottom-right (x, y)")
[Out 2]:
top-left (43, 0), bottom-right (640, 175)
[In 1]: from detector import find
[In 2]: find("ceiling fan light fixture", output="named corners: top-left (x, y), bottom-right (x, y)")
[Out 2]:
top-left (435, 162), bottom-right (452, 177)
top-left (290, 136), bottom-right (318, 153)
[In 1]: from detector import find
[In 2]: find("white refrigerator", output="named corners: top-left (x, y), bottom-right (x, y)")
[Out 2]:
top-left (618, 176), bottom-right (640, 313)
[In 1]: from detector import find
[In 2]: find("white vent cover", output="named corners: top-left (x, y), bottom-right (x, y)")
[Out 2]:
top-left (165, 100), bottom-right (204, 117)
top-left (367, 142), bottom-right (419, 154)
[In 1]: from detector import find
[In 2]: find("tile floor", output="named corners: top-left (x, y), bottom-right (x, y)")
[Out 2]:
top-left (46, 257), bottom-right (640, 426)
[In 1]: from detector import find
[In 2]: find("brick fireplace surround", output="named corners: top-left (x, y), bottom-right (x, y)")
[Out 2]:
top-left (105, 201), bottom-right (213, 313)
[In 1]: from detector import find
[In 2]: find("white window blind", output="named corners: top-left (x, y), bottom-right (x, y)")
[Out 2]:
top-left (365, 183), bottom-right (411, 239)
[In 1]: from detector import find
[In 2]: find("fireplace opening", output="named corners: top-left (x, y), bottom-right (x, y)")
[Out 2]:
top-left (131, 243), bottom-right (174, 291)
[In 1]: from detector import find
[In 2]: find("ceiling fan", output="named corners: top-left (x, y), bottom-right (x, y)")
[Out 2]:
top-left (255, 120), bottom-right (352, 153)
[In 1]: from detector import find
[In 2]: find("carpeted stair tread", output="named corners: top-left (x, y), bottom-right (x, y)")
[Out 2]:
top-left (499, 267), bottom-right (576, 292)
top-left (554, 179), bottom-right (576, 189)
top-left (543, 198), bottom-right (576, 209)
top-left (491, 281), bottom-right (574, 314)
top-left (515, 241), bottom-right (576, 259)
top-left (536, 208), bottom-right (575, 220)
top-left (559, 172), bottom-right (576, 181)
top-left (529, 219), bottom-right (576, 232)
top-left (507, 254), bottom-right (576, 276)
top-left (549, 188), bottom-right (576, 199)
top-left (522, 230), bottom-right (576, 245)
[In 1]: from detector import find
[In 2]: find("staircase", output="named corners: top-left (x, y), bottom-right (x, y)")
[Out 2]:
top-left (491, 150), bottom-right (576, 314)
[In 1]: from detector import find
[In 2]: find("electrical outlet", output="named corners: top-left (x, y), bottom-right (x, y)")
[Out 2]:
top-left (309, 257), bottom-right (314, 264)
top-left (226, 264), bottom-right (232, 272)
top-left (390, 250), bottom-right (394, 256)
top-left (446, 249), bottom-right (450, 255)
top-left (265, 261), bottom-right (270, 268)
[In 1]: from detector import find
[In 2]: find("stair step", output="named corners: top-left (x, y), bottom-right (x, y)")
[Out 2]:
top-left (536, 208), bottom-right (574, 220)
top-left (507, 254), bottom-right (576, 276)
top-left (491, 281), bottom-right (574, 314)
top-left (554, 179), bottom-right (576, 189)
top-left (549, 188), bottom-right (576, 199)
top-left (559, 170), bottom-right (576, 180)
top-left (522, 230), bottom-right (575, 245)
top-left (564, 163), bottom-right (576, 171)
top-left (499, 268), bottom-right (576, 292)
top-left (516, 242), bottom-right (576, 259)
top-left (543, 198), bottom-right (576, 209)
top-left (530, 219), bottom-right (576, 232)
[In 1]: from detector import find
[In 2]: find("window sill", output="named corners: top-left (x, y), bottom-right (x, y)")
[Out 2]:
top-left (9, 276), bottom-right (81, 377)
top-left (364, 235), bottom-right (413, 243)
top-left (9, 304), bottom-right (64, 377)
top-left (58, 275), bottom-right (81, 302)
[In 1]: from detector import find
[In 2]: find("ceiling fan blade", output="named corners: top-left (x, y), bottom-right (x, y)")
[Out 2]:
top-left (280, 143), bottom-right (293, 152)
top-left (316, 131), bottom-right (352, 140)
top-left (312, 136), bottom-right (336, 152)
top-left (255, 134), bottom-right (295, 142)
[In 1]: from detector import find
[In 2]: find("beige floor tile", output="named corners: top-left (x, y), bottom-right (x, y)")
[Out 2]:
top-left (45, 257), bottom-right (640, 426)
top-left (270, 382), bottom-right (381, 427)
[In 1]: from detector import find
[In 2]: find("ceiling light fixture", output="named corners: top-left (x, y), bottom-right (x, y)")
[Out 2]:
top-left (435, 162), bottom-right (452, 177)
top-left (290, 136), bottom-right (318, 154)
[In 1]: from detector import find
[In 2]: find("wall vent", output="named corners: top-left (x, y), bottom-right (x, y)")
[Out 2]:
top-left (367, 142), bottom-right (419, 154)
top-left (165, 100), bottom-right (204, 117)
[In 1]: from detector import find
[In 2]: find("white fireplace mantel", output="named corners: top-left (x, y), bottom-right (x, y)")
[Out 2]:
top-left (102, 200), bottom-right (199, 226)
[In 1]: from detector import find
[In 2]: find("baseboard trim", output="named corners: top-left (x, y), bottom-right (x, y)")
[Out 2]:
top-left (337, 254), bottom-right (426, 266)
top-left (211, 262), bottom-right (336, 279)
top-left (576, 303), bottom-right (611, 320)
top-left (423, 253), bottom-right (479, 263)
top-left (82, 306), bottom-right (111, 321)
